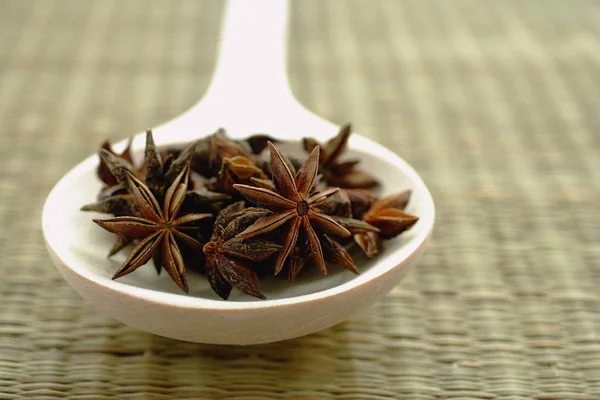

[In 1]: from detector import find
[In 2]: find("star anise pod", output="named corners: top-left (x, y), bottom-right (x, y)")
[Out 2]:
top-left (208, 130), bottom-right (251, 164)
top-left (183, 187), bottom-right (231, 210)
top-left (206, 155), bottom-right (267, 195)
top-left (303, 124), bottom-right (379, 189)
top-left (85, 131), bottom-right (208, 257)
top-left (315, 187), bottom-right (352, 217)
top-left (244, 134), bottom-right (279, 155)
top-left (287, 248), bottom-right (308, 281)
top-left (92, 163), bottom-right (211, 293)
top-left (86, 145), bottom-right (143, 254)
top-left (249, 176), bottom-right (276, 191)
top-left (192, 129), bottom-right (281, 178)
top-left (96, 137), bottom-right (139, 200)
top-left (314, 189), bottom-right (381, 236)
top-left (83, 185), bottom-right (226, 258)
top-left (345, 189), bottom-right (377, 219)
top-left (81, 193), bottom-right (137, 256)
top-left (233, 142), bottom-right (352, 275)
top-left (97, 137), bottom-right (134, 189)
top-left (96, 129), bottom-right (191, 199)
top-left (86, 130), bottom-right (200, 214)
top-left (81, 194), bottom-right (135, 216)
top-left (282, 188), bottom-right (379, 281)
top-left (141, 130), bottom-right (199, 199)
top-left (203, 202), bottom-right (282, 300)
top-left (287, 232), bottom-right (360, 281)
top-left (191, 129), bottom-right (253, 177)
top-left (354, 190), bottom-right (419, 258)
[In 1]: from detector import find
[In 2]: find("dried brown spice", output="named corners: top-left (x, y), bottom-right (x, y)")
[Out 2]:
top-left (249, 177), bottom-right (276, 191)
top-left (330, 216), bottom-right (380, 235)
top-left (85, 132), bottom-right (225, 259)
top-left (287, 231), bottom-right (361, 281)
top-left (81, 194), bottom-right (135, 216)
top-left (191, 129), bottom-right (273, 178)
top-left (80, 191), bottom-right (137, 256)
top-left (316, 187), bottom-right (352, 217)
top-left (206, 155), bottom-right (267, 195)
top-left (184, 188), bottom-right (231, 208)
top-left (85, 123), bottom-right (419, 300)
top-left (354, 190), bottom-right (419, 258)
top-left (320, 233), bottom-right (359, 275)
top-left (92, 164), bottom-right (211, 293)
top-left (84, 187), bottom-right (225, 260)
top-left (303, 124), bottom-right (379, 189)
top-left (107, 235), bottom-right (132, 258)
top-left (87, 148), bottom-right (142, 253)
top-left (244, 134), bottom-right (279, 155)
top-left (207, 129), bottom-right (252, 170)
top-left (234, 142), bottom-right (352, 275)
top-left (97, 137), bottom-right (134, 189)
top-left (89, 130), bottom-right (202, 213)
top-left (287, 247), bottom-right (308, 281)
top-left (97, 147), bottom-right (137, 199)
top-left (345, 189), bottom-right (377, 219)
top-left (315, 189), bottom-right (379, 234)
top-left (203, 202), bottom-right (281, 300)
top-left (142, 130), bottom-right (199, 198)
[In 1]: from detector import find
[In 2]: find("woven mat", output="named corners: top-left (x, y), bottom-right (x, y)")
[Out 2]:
top-left (1, 0), bottom-right (599, 398)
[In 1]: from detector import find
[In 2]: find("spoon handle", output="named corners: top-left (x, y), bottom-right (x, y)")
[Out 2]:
top-left (157, 0), bottom-right (334, 142)
top-left (201, 0), bottom-right (292, 111)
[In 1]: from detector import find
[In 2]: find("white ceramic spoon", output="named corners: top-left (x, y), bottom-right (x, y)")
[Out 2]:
top-left (42, 0), bottom-right (434, 345)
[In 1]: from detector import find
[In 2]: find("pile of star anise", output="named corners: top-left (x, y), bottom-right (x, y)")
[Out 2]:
top-left (82, 124), bottom-right (419, 300)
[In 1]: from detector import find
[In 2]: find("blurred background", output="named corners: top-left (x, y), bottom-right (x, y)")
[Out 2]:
top-left (1, 0), bottom-right (599, 398)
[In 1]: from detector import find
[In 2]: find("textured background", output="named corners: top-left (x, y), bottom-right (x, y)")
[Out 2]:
top-left (1, 0), bottom-right (600, 398)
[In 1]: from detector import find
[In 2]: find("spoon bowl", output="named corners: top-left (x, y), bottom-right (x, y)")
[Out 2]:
top-left (42, 0), bottom-right (434, 345)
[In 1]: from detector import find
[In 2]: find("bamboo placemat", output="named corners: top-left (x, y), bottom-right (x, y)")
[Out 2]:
top-left (1, 0), bottom-right (599, 398)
